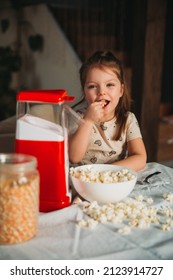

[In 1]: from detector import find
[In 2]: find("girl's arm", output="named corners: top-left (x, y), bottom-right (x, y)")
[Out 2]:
top-left (69, 101), bottom-right (105, 163)
top-left (69, 119), bottom-right (93, 163)
top-left (112, 138), bottom-right (147, 171)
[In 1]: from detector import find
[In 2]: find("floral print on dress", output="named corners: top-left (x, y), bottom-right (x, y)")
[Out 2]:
top-left (94, 140), bottom-right (102, 146)
top-left (90, 156), bottom-right (97, 163)
top-left (100, 123), bottom-right (107, 131)
top-left (109, 150), bottom-right (117, 156)
top-left (93, 127), bottom-right (97, 133)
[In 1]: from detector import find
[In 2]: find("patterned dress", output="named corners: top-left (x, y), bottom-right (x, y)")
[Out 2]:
top-left (70, 110), bottom-right (142, 165)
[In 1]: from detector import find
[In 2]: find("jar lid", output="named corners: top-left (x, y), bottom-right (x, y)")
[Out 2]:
top-left (0, 153), bottom-right (37, 173)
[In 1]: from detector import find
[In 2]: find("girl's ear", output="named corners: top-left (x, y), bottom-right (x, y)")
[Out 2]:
top-left (120, 84), bottom-right (124, 96)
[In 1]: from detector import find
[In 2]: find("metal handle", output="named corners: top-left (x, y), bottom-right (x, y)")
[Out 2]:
top-left (144, 171), bottom-right (161, 183)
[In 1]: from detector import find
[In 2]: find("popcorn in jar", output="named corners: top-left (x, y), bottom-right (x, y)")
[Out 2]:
top-left (0, 153), bottom-right (39, 244)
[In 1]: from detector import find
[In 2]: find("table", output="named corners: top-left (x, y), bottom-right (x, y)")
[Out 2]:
top-left (0, 162), bottom-right (173, 260)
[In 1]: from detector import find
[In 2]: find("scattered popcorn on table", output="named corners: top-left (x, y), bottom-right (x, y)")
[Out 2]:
top-left (76, 194), bottom-right (173, 234)
top-left (78, 218), bottom-right (98, 229)
top-left (72, 197), bottom-right (83, 205)
top-left (87, 219), bottom-right (98, 229)
top-left (159, 206), bottom-right (173, 218)
top-left (161, 220), bottom-right (173, 231)
top-left (135, 195), bottom-right (144, 202)
top-left (161, 224), bottom-right (170, 231)
top-left (146, 197), bottom-right (154, 204)
top-left (118, 226), bottom-right (132, 235)
top-left (78, 219), bottom-right (88, 228)
top-left (163, 192), bottom-right (173, 203)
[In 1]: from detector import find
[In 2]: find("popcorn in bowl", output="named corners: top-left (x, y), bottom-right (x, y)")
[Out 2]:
top-left (70, 166), bottom-right (135, 183)
top-left (70, 164), bottom-right (137, 204)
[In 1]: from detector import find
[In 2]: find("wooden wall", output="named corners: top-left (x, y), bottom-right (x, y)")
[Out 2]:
top-left (131, 0), bottom-right (167, 162)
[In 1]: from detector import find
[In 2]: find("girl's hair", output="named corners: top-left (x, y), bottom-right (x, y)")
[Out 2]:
top-left (79, 51), bottom-right (131, 140)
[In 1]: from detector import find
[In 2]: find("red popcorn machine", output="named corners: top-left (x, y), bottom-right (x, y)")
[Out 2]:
top-left (15, 89), bottom-right (74, 212)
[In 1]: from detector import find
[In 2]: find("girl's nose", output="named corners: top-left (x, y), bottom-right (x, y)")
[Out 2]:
top-left (98, 86), bottom-right (106, 96)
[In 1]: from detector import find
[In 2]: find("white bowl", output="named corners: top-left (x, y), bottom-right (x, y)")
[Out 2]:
top-left (70, 164), bottom-right (137, 204)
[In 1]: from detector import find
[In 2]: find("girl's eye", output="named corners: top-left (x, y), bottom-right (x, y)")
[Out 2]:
top-left (107, 83), bottom-right (115, 87)
top-left (88, 85), bottom-right (97, 89)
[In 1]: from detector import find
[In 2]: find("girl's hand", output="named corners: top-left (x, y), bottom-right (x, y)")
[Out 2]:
top-left (84, 101), bottom-right (105, 123)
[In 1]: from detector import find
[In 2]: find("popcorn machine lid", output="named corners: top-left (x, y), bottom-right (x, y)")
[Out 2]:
top-left (16, 89), bottom-right (75, 103)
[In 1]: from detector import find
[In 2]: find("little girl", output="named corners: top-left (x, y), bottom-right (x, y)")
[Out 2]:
top-left (69, 51), bottom-right (147, 171)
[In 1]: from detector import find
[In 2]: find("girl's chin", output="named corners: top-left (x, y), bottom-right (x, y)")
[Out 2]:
top-left (104, 105), bottom-right (114, 114)
top-left (100, 112), bottom-right (115, 122)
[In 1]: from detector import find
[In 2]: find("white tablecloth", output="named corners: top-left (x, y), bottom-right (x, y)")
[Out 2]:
top-left (1, 162), bottom-right (173, 260)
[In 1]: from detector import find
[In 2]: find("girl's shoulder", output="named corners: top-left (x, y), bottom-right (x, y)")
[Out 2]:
top-left (125, 112), bottom-right (141, 129)
top-left (126, 111), bottom-right (138, 123)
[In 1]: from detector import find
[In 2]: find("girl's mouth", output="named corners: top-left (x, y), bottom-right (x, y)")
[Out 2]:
top-left (96, 99), bottom-right (110, 108)
top-left (102, 100), bottom-right (110, 108)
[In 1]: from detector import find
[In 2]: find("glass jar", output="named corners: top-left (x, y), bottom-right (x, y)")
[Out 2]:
top-left (0, 153), bottom-right (39, 244)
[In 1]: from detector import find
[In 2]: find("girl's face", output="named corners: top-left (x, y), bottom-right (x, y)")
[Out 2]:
top-left (84, 67), bottom-right (124, 121)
